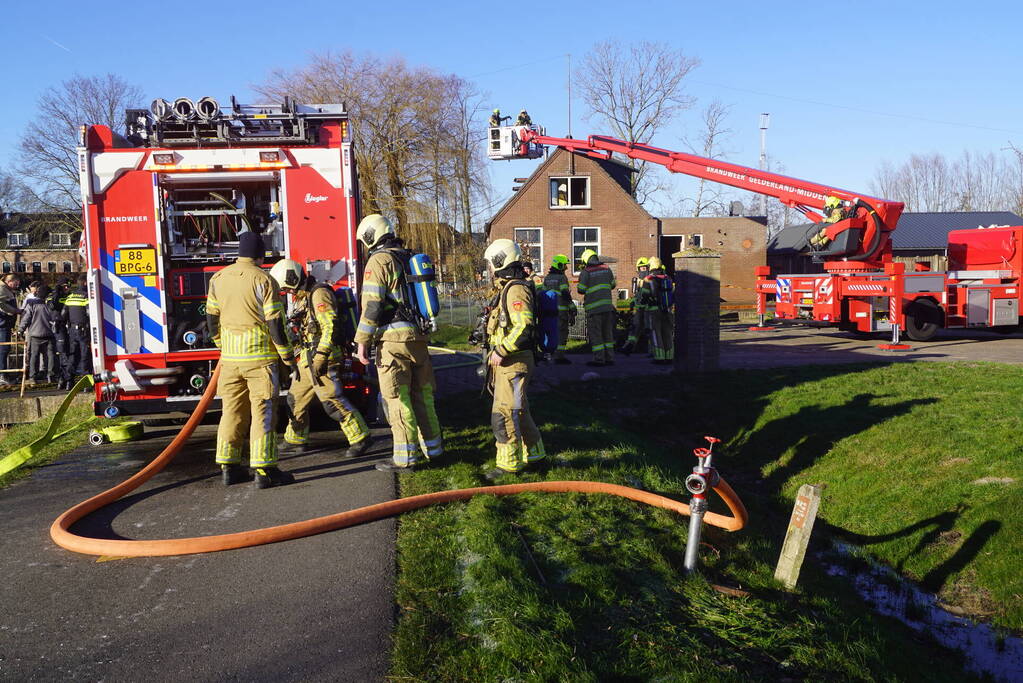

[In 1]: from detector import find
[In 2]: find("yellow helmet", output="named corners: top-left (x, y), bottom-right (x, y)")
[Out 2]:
top-left (825, 195), bottom-right (842, 209)
top-left (551, 254), bottom-right (570, 270)
top-left (648, 256), bottom-right (663, 270)
top-left (579, 249), bottom-right (598, 266)
top-left (636, 257), bottom-right (649, 269)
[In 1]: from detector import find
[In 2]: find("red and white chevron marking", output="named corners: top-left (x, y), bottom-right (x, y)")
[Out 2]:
top-left (814, 277), bottom-right (834, 304)
top-left (845, 284), bottom-right (887, 293)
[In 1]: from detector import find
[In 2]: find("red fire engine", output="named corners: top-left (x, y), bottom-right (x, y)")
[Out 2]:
top-left (489, 124), bottom-right (1023, 344)
top-left (78, 96), bottom-right (366, 416)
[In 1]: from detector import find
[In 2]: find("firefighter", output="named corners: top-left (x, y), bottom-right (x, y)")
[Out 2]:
top-left (543, 254), bottom-right (575, 364)
top-left (622, 256), bottom-right (650, 354)
top-left (0, 274), bottom-right (21, 386)
top-left (489, 109), bottom-right (510, 127)
top-left (516, 109), bottom-right (532, 126)
top-left (206, 231), bottom-right (299, 489)
top-left (643, 257), bottom-right (674, 364)
top-left (353, 214), bottom-right (443, 472)
top-left (269, 259), bottom-right (372, 458)
top-left (810, 195), bottom-right (846, 248)
top-left (46, 279), bottom-right (71, 390)
top-left (482, 238), bottom-right (546, 478)
top-left (61, 275), bottom-right (90, 385)
top-left (577, 249), bottom-right (616, 366)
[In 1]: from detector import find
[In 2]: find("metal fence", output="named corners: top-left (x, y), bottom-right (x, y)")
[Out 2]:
top-left (436, 295), bottom-right (480, 328)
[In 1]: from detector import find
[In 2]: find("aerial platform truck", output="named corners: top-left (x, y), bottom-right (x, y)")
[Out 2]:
top-left (78, 96), bottom-right (368, 417)
top-left (489, 123), bottom-right (1023, 343)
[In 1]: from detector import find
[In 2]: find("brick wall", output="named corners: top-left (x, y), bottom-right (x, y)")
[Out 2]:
top-left (489, 148), bottom-right (658, 294)
top-left (0, 248), bottom-right (84, 278)
top-left (659, 217), bottom-right (767, 302)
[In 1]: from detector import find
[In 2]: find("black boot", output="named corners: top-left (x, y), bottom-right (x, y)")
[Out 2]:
top-left (280, 442), bottom-right (308, 455)
top-left (375, 459), bottom-right (414, 472)
top-left (344, 437), bottom-right (373, 459)
top-left (221, 464), bottom-right (251, 486)
top-left (254, 467), bottom-right (295, 489)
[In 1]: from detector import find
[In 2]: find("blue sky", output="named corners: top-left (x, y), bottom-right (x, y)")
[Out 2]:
top-left (2, 0), bottom-right (1020, 219)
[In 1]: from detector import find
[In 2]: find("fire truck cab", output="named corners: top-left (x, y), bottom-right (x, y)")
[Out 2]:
top-left (78, 96), bottom-right (365, 416)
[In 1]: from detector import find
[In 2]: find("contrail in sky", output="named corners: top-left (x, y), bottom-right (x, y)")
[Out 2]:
top-left (42, 36), bottom-right (72, 53)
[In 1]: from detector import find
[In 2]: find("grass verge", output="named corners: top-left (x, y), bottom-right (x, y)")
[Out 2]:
top-left (390, 361), bottom-right (1021, 680)
top-left (0, 400), bottom-right (104, 489)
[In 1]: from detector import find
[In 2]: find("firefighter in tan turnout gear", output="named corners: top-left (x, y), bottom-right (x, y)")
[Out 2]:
top-left (206, 232), bottom-right (298, 489)
top-left (353, 214), bottom-right (443, 472)
top-left (577, 249), bottom-right (617, 366)
top-left (483, 238), bottom-right (546, 478)
top-left (269, 259), bottom-right (372, 459)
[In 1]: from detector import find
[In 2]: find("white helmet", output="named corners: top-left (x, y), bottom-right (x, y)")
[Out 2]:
top-left (269, 259), bottom-right (304, 290)
top-left (483, 238), bottom-right (522, 270)
top-left (357, 214), bottom-right (395, 248)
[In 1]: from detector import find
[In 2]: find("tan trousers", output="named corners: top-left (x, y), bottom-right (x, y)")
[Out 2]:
top-left (285, 353), bottom-right (369, 446)
top-left (377, 341), bottom-right (442, 466)
top-left (216, 362), bottom-right (279, 468)
top-left (491, 352), bottom-right (546, 472)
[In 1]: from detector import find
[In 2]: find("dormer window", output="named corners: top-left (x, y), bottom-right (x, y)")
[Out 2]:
top-left (50, 233), bottom-right (72, 247)
top-left (7, 233), bottom-right (29, 248)
top-left (549, 176), bottom-right (589, 208)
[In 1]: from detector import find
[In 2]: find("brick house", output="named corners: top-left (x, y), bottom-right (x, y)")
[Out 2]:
top-left (0, 213), bottom-right (84, 280)
top-left (486, 147), bottom-right (767, 301)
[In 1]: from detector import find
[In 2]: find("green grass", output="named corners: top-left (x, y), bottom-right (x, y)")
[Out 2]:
top-left (389, 362), bottom-right (1023, 680)
top-left (0, 400), bottom-right (103, 488)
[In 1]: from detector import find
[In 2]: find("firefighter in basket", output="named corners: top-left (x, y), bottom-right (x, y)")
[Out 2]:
top-left (270, 259), bottom-right (372, 459)
top-left (809, 195), bottom-right (848, 249)
top-left (353, 214), bottom-right (443, 472)
top-left (481, 238), bottom-right (546, 479)
top-left (206, 231), bottom-right (299, 489)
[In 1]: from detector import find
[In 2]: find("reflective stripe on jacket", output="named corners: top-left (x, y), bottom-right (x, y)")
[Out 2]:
top-left (207, 258), bottom-right (292, 364)
top-left (354, 249), bottom-right (427, 345)
top-left (577, 264), bottom-right (616, 314)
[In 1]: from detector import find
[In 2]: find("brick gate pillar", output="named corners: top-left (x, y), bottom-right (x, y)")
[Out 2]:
top-left (674, 253), bottom-right (720, 373)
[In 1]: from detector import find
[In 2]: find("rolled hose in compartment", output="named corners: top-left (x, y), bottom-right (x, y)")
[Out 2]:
top-left (50, 363), bottom-right (748, 558)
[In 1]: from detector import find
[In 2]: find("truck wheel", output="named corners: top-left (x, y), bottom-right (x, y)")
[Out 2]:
top-left (904, 298), bottom-right (941, 341)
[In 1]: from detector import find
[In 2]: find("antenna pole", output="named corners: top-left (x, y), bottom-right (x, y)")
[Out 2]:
top-left (567, 53), bottom-right (572, 138)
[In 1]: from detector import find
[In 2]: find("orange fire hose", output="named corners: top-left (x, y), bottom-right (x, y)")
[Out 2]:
top-left (50, 363), bottom-right (747, 558)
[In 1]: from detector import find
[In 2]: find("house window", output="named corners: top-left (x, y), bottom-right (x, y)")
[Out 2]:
top-left (7, 233), bottom-right (29, 248)
top-left (63, 261), bottom-right (73, 273)
top-left (513, 227), bottom-right (543, 269)
top-left (47, 262), bottom-right (57, 273)
top-left (572, 226), bottom-right (600, 272)
top-left (31, 262), bottom-right (42, 274)
top-left (1, 262), bottom-right (10, 274)
top-left (15, 262), bottom-right (26, 273)
top-left (682, 234), bottom-right (704, 248)
top-left (50, 233), bottom-right (72, 247)
top-left (549, 176), bottom-right (590, 208)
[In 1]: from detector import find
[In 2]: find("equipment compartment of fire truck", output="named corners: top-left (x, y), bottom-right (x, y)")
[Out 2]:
top-left (79, 96), bottom-right (366, 416)
top-left (488, 122), bottom-right (1023, 344)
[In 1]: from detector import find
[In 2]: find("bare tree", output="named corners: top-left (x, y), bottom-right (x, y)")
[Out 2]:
top-left (575, 40), bottom-right (700, 203)
top-left (258, 51), bottom-right (493, 257)
top-left (18, 74), bottom-right (144, 214)
top-left (683, 100), bottom-right (733, 217)
top-left (0, 171), bottom-right (22, 215)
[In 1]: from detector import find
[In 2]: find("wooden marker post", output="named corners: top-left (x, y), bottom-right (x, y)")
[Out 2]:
top-left (774, 484), bottom-right (822, 589)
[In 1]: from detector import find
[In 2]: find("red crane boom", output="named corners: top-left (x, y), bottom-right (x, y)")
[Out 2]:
top-left (513, 128), bottom-right (903, 273)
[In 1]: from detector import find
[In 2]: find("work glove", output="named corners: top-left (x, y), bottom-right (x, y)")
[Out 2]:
top-left (289, 362), bottom-right (301, 385)
top-left (312, 352), bottom-right (329, 378)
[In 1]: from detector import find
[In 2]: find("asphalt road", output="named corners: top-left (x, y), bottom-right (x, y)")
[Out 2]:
top-left (4, 327), bottom-right (1023, 681)
top-left (0, 424), bottom-right (398, 682)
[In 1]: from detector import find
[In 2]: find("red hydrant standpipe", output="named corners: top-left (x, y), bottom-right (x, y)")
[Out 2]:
top-left (684, 436), bottom-right (723, 572)
top-left (51, 365), bottom-right (748, 558)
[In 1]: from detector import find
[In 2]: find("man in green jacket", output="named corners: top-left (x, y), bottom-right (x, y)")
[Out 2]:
top-left (577, 249), bottom-right (616, 366)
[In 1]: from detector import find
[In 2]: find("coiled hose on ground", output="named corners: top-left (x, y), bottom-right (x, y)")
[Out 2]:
top-left (50, 363), bottom-right (748, 558)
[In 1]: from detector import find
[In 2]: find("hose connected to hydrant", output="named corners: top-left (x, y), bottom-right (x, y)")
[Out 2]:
top-left (50, 362), bottom-right (748, 558)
